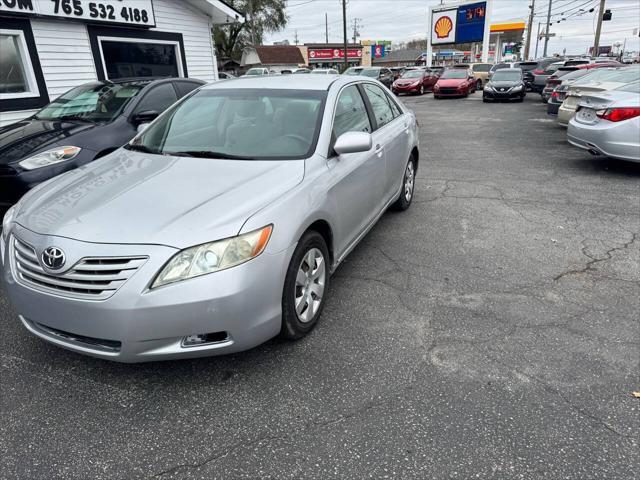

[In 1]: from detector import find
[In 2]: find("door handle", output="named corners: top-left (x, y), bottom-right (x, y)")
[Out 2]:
top-left (375, 144), bottom-right (383, 157)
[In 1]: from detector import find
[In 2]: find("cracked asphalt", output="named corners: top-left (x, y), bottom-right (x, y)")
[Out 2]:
top-left (1, 92), bottom-right (639, 479)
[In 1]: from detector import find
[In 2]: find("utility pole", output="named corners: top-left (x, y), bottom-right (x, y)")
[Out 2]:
top-left (342, 0), bottom-right (348, 70)
top-left (325, 13), bottom-right (328, 43)
top-left (351, 18), bottom-right (362, 44)
top-left (534, 22), bottom-right (542, 59)
top-left (294, 30), bottom-right (299, 45)
top-left (524, 0), bottom-right (536, 59)
top-left (543, 0), bottom-right (553, 57)
top-left (593, 0), bottom-right (606, 57)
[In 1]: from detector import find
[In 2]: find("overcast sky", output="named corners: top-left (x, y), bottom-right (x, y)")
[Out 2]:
top-left (265, 0), bottom-right (640, 56)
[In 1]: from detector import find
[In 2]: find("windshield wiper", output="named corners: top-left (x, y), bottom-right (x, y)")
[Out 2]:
top-left (54, 115), bottom-right (97, 123)
top-left (162, 151), bottom-right (252, 160)
top-left (125, 144), bottom-right (158, 154)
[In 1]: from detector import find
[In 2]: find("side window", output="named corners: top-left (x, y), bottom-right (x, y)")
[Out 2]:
top-left (333, 85), bottom-right (372, 139)
top-left (174, 81), bottom-right (202, 98)
top-left (363, 84), bottom-right (394, 129)
top-left (134, 83), bottom-right (178, 113)
top-left (387, 94), bottom-right (402, 118)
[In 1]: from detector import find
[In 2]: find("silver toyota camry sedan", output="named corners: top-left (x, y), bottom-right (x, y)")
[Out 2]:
top-left (1, 75), bottom-right (420, 362)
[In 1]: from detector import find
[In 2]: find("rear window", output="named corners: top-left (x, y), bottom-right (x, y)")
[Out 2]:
top-left (564, 60), bottom-right (589, 67)
top-left (473, 64), bottom-right (491, 72)
top-left (516, 62), bottom-right (537, 71)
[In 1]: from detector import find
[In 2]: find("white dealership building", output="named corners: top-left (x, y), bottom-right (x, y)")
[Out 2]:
top-left (0, 0), bottom-right (243, 126)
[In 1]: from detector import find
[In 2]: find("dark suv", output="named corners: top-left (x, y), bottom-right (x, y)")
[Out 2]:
top-left (515, 61), bottom-right (538, 90)
top-left (0, 77), bottom-right (204, 206)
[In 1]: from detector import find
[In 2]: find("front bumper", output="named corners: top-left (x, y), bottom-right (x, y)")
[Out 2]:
top-left (557, 104), bottom-right (576, 127)
top-left (434, 88), bottom-right (467, 97)
top-left (392, 84), bottom-right (421, 94)
top-left (567, 118), bottom-right (640, 163)
top-left (483, 88), bottom-right (524, 100)
top-left (2, 226), bottom-right (294, 362)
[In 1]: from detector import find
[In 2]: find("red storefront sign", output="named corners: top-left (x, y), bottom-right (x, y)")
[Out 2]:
top-left (308, 48), bottom-right (362, 60)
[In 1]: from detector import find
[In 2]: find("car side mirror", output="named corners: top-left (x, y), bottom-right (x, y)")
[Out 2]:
top-left (132, 110), bottom-right (159, 125)
top-left (334, 132), bottom-right (373, 155)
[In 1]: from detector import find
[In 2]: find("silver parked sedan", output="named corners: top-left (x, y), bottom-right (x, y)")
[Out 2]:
top-left (1, 76), bottom-right (420, 362)
top-left (568, 81), bottom-right (640, 162)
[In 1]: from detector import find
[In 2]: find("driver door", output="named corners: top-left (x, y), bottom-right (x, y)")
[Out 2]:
top-left (327, 84), bottom-right (384, 255)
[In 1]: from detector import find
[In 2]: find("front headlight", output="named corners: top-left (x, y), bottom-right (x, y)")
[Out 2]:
top-left (19, 146), bottom-right (81, 171)
top-left (2, 205), bottom-right (16, 242)
top-left (151, 225), bottom-right (273, 289)
top-left (484, 85), bottom-right (492, 92)
top-left (512, 85), bottom-right (523, 92)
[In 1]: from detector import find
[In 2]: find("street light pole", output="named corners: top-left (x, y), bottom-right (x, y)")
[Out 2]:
top-left (524, 0), bottom-right (536, 60)
top-left (593, 0), bottom-right (606, 56)
top-left (543, 0), bottom-right (553, 57)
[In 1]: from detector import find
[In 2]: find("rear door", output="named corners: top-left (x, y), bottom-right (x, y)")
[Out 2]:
top-left (362, 83), bottom-right (409, 203)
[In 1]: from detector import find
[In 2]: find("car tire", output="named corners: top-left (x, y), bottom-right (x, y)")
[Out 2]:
top-left (392, 154), bottom-right (416, 211)
top-left (483, 97), bottom-right (489, 103)
top-left (476, 79), bottom-right (482, 90)
top-left (419, 85), bottom-right (425, 95)
top-left (280, 231), bottom-right (330, 340)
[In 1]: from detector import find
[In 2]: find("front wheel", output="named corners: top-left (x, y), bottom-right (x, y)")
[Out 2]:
top-left (392, 155), bottom-right (416, 211)
top-left (280, 231), bottom-right (330, 340)
top-left (476, 79), bottom-right (482, 90)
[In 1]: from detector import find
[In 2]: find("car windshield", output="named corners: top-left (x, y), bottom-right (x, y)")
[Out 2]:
top-left (440, 70), bottom-right (468, 79)
top-left (128, 88), bottom-right (327, 160)
top-left (473, 64), bottom-right (491, 72)
top-left (492, 70), bottom-right (522, 81)
top-left (491, 64), bottom-right (510, 72)
top-left (575, 66), bottom-right (640, 85)
top-left (543, 63), bottom-right (562, 74)
top-left (344, 68), bottom-right (363, 75)
top-left (35, 82), bottom-right (144, 122)
top-left (402, 71), bottom-right (423, 79)
top-left (245, 69), bottom-right (264, 76)
top-left (615, 80), bottom-right (640, 93)
top-left (359, 69), bottom-right (380, 78)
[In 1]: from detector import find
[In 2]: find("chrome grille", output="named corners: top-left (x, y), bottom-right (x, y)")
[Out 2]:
top-left (11, 237), bottom-right (147, 301)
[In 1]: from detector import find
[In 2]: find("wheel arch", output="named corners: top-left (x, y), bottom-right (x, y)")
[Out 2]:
top-left (304, 219), bottom-right (335, 266)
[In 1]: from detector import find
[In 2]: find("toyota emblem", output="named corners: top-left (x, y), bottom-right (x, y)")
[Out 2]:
top-left (42, 247), bottom-right (66, 270)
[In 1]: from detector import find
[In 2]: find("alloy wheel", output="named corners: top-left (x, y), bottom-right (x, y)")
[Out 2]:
top-left (295, 248), bottom-right (326, 323)
top-left (404, 161), bottom-right (415, 202)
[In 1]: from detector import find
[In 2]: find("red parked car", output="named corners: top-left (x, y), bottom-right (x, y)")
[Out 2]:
top-left (392, 69), bottom-right (438, 95)
top-left (433, 69), bottom-right (476, 99)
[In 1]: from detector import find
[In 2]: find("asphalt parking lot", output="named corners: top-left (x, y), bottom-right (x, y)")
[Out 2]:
top-left (1, 91), bottom-right (639, 480)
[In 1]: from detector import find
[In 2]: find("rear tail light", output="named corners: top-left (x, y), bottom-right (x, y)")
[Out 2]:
top-left (551, 91), bottom-right (559, 99)
top-left (595, 107), bottom-right (640, 122)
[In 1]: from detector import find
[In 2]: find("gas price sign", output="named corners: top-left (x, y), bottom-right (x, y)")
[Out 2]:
top-left (455, 2), bottom-right (487, 43)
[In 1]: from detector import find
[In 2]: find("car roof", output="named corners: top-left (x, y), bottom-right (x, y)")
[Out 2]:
top-left (202, 74), bottom-right (347, 91)
top-left (108, 77), bottom-right (203, 87)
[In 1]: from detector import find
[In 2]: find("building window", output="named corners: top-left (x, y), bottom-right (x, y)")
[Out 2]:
top-left (0, 18), bottom-right (49, 112)
top-left (98, 37), bottom-right (183, 80)
top-left (88, 26), bottom-right (188, 81)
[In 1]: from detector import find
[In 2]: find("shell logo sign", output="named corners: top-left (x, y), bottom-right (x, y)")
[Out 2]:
top-left (431, 8), bottom-right (458, 45)
top-left (434, 16), bottom-right (454, 39)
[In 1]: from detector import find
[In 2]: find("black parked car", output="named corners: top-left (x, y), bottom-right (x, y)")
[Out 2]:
top-left (515, 61), bottom-right (538, 90)
top-left (483, 68), bottom-right (526, 102)
top-left (0, 77), bottom-right (204, 206)
top-left (359, 67), bottom-right (396, 88)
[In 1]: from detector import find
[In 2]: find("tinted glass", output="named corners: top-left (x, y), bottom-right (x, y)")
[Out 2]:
top-left (491, 63), bottom-right (510, 72)
top-left (491, 70), bottom-right (522, 82)
top-left (135, 83), bottom-right (178, 113)
top-left (174, 81), bottom-right (202, 98)
top-left (35, 82), bottom-right (143, 122)
top-left (333, 85), bottom-right (371, 139)
top-left (440, 70), bottom-right (468, 79)
top-left (129, 89), bottom-right (327, 160)
top-left (564, 60), bottom-right (589, 66)
top-left (473, 64), bottom-right (491, 72)
top-left (363, 84), bottom-right (394, 129)
top-left (543, 64), bottom-right (562, 74)
top-left (360, 69), bottom-right (381, 78)
top-left (516, 62), bottom-right (537, 71)
top-left (102, 41), bottom-right (179, 79)
top-left (0, 34), bottom-right (27, 93)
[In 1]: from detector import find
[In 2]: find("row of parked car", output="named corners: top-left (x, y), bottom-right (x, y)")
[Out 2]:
top-left (540, 64), bottom-right (639, 163)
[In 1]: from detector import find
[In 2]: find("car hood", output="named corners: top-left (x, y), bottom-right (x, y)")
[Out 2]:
top-left (489, 81), bottom-right (521, 88)
top-left (436, 79), bottom-right (466, 87)
top-left (14, 149), bottom-right (305, 249)
top-left (395, 78), bottom-right (421, 86)
top-left (0, 118), bottom-right (97, 165)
